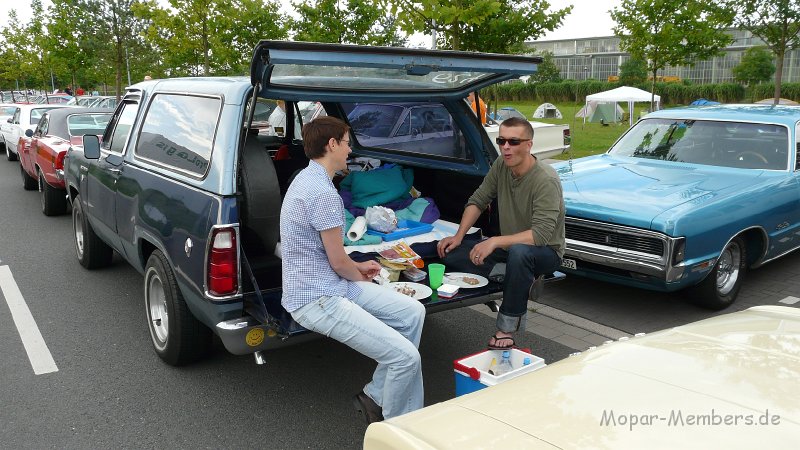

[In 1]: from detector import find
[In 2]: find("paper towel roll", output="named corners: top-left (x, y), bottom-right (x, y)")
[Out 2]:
top-left (348, 216), bottom-right (367, 241)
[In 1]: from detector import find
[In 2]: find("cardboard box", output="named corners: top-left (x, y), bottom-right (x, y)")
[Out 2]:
top-left (453, 348), bottom-right (546, 396)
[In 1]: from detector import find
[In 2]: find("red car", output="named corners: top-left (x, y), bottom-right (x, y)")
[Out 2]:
top-left (18, 107), bottom-right (112, 215)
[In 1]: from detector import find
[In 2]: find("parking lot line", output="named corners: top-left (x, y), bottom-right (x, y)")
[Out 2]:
top-left (0, 265), bottom-right (58, 375)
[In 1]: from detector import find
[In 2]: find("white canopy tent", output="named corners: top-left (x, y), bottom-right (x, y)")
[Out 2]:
top-left (585, 86), bottom-right (661, 126)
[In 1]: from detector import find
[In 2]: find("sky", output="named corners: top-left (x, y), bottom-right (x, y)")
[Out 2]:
top-left (1, 0), bottom-right (622, 45)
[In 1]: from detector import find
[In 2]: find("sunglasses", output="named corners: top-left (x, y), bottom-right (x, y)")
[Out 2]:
top-left (495, 137), bottom-right (531, 146)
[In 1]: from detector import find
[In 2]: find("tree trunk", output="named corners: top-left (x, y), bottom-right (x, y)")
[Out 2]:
top-left (774, 49), bottom-right (785, 105)
top-left (651, 69), bottom-right (658, 111)
top-left (203, 18), bottom-right (210, 76)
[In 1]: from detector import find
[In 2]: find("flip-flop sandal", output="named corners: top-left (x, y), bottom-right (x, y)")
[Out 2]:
top-left (487, 334), bottom-right (516, 350)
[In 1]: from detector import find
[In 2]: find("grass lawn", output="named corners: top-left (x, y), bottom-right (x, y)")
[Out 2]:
top-left (495, 100), bottom-right (651, 160)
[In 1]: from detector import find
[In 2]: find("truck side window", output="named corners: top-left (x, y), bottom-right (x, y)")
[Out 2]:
top-left (103, 102), bottom-right (138, 154)
top-left (135, 94), bottom-right (221, 177)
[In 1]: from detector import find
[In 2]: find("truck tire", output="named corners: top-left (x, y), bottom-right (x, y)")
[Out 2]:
top-left (21, 165), bottom-right (37, 190)
top-left (40, 173), bottom-right (68, 216)
top-left (144, 250), bottom-right (212, 365)
top-left (689, 236), bottom-right (746, 310)
top-left (72, 194), bottom-right (113, 269)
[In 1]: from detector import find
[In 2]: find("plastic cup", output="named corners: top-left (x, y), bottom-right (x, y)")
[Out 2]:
top-left (428, 263), bottom-right (445, 289)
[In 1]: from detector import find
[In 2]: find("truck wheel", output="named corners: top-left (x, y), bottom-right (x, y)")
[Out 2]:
top-left (144, 250), bottom-right (212, 365)
top-left (72, 194), bottom-right (113, 269)
top-left (6, 144), bottom-right (17, 161)
top-left (21, 165), bottom-right (37, 190)
top-left (689, 236), bottom-right (746, 310)
top-left (40, 173), bottom-right (67, 216)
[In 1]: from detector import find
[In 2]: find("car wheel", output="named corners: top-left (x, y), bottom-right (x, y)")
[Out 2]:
top-left (690, 236), bottom-right (746, 310)
top-left (144, 250), bottom-right (212, 365)
top-left (72, 194), bottom-right (113, 269)
top-left (6, 144), bottom-right (17, 161)
top-left (21, 165), bottom-right (37, 190)
top-left (39, 173), bottom-right (68, 216)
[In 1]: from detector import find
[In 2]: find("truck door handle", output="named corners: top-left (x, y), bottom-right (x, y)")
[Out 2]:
top-left (109, 168), bottom-right (121, 174)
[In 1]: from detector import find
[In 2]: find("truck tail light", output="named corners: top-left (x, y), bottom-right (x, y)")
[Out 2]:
top-left (208, 227), bottom-right (238, 296)
top-left (563, 129), bottom-right (571, 146)
top-left (54, 151), bottom-right (67, 171)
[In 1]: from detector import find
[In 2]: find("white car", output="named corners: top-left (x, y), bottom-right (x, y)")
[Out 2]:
top-left (0, 104), bottom-right (69, 161)
top-left (365, 305), bottom-right (800, 449)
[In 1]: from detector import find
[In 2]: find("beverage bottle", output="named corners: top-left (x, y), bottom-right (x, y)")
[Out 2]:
top-left (494, 350), bottom-right (514, 376)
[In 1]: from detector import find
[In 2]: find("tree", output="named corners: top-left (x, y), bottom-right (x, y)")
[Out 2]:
top-left (611, 0), bottom-right (735, 108)
top-left (618, 57), bottom-right (648, 85)
top-left (391, 0), bottom-right (571, 53)
top-left (732, 46), bottom-right (775, 87)
top-left (135, 0), bottom-right (288, 77)
top-left (528, 51), bottom-right (561, 83)
top-left (47, 0), bottom-right (103, 92)
top-left (291, 0), bottom-right (405, 46)
top-left (724, 0), bottom-right (800, 104)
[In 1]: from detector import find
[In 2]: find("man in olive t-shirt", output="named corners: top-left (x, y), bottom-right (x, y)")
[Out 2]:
top-left (437, 117), bottom-right (565, 350)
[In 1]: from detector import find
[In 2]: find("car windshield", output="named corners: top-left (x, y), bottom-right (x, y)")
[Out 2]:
top-left (609, 118), bottom-right (790, 170)
top-left (67, 113), bottom-right (113, 136)
top-left (30, 108), bottom-right (58, 125)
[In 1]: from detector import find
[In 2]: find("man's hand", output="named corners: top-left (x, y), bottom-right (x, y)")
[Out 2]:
top-left (437, 235), bottom-right (463, 258)
top-left (357, 260), bottom-right (382, 281)
top-left (469, 238), bottom-right (498, 266)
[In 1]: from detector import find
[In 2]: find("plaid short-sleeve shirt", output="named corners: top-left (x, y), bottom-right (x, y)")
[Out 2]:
top-left (280, 160), bottom-right (362, 312)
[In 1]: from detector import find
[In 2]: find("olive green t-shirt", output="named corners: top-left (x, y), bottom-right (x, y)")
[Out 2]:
top-left (467, 156), bottom-right (566, 258)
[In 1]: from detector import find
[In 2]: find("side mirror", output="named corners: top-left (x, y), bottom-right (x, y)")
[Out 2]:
top-left (411, 128), bottom-right (421, 137)
top-left (83, 135), bottom-right (100, 159)
top-left (25, 129), bottom-right (33, 138)
top-left (6, 117), bottom-right (11, 123)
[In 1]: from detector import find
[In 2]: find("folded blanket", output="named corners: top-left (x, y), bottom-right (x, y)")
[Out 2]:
top-left (339, 165), bottom-right (413, 208)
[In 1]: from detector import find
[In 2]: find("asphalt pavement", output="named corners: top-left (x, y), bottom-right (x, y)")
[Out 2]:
top-left (0, 157), bottom-right (573, 449)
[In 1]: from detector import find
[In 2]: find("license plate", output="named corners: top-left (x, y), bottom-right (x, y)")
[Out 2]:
top-left (561, 258), bottom-right (577, 270)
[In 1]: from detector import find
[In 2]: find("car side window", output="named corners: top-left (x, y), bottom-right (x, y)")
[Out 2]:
top-left (102, 102), bottom-right (139, 154)
top-left (346, 102), bottom-right (466, 159)
top-left (135, 93), bottom-right (221, 177)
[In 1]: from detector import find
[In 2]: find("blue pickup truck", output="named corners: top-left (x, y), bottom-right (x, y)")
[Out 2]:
top-left (64, 41), bottom-right (541, 365)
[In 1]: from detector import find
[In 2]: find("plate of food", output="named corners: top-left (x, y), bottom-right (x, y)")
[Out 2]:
top-left (443, 272), bottom-right (489, 288)
top-left (388, 282), bottom-right (432, 300)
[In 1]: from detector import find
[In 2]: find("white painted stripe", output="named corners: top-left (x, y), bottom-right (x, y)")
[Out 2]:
top-left (779, 296), bottom-right (800, 305)
top-left (0, 265), bottom-right (58, 375)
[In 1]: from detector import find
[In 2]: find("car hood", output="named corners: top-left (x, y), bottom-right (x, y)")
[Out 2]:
top-left (365, 306), bottom-right (800, 449)
top-left (553, 155), bottom-right (763, 230)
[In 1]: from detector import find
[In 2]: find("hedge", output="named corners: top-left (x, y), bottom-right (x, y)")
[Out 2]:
top-left (484, 80), bottom-right (754, 105)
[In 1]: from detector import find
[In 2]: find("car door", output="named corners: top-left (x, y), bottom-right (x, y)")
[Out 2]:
top-left (85, 99), bottom-right (139, 251)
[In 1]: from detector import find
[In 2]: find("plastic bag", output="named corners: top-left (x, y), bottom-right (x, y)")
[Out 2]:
top-left (365, 206), bottom-right (398, 233)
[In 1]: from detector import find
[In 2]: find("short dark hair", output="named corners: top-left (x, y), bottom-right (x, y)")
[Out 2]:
top-left (500, 117), bottom-right (534, 139)
top-left (301, 116), bottom-right (350, 159)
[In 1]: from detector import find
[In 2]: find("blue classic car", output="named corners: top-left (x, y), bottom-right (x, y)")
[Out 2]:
top-left (553, 105), bottom-right (800, 309)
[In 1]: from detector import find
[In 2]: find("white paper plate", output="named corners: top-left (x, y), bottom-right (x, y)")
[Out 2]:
top-left (443, 272), bottom-right (489, 288)
top-left (388, 282), bottom-right (433, 300)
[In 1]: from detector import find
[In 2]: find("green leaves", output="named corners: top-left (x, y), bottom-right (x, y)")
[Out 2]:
top-left (290, 0), bottom-right (405, 47)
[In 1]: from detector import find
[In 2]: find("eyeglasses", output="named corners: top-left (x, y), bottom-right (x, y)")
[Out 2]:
top-left (495, 137), bottom-right (531, 146)
top-left (338, 138), bottom-right (351, 147)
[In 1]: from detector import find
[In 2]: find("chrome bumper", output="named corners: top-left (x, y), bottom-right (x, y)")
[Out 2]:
top-left (564, 218), bottom-right (685, 282)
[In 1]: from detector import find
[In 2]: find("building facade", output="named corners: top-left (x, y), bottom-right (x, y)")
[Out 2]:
top-left (527, 29), bottom-right (800, 84)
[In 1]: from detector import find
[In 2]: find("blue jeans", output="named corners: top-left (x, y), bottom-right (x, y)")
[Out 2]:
top-left (290, 281), bottom-right (425, 419)
top-left (442, 241), bottom-right (561, 333)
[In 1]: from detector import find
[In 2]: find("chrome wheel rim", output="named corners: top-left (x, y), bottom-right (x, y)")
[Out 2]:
top-left (716, 242), bottom-right (741, 296)
top-left (73, 206), bottom-right (84, 258)
top-left (146, 269), bottom-right (169, 346)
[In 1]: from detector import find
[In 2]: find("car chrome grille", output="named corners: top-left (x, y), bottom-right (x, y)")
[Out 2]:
top-left (565, 223), bottom-right (665, 256)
